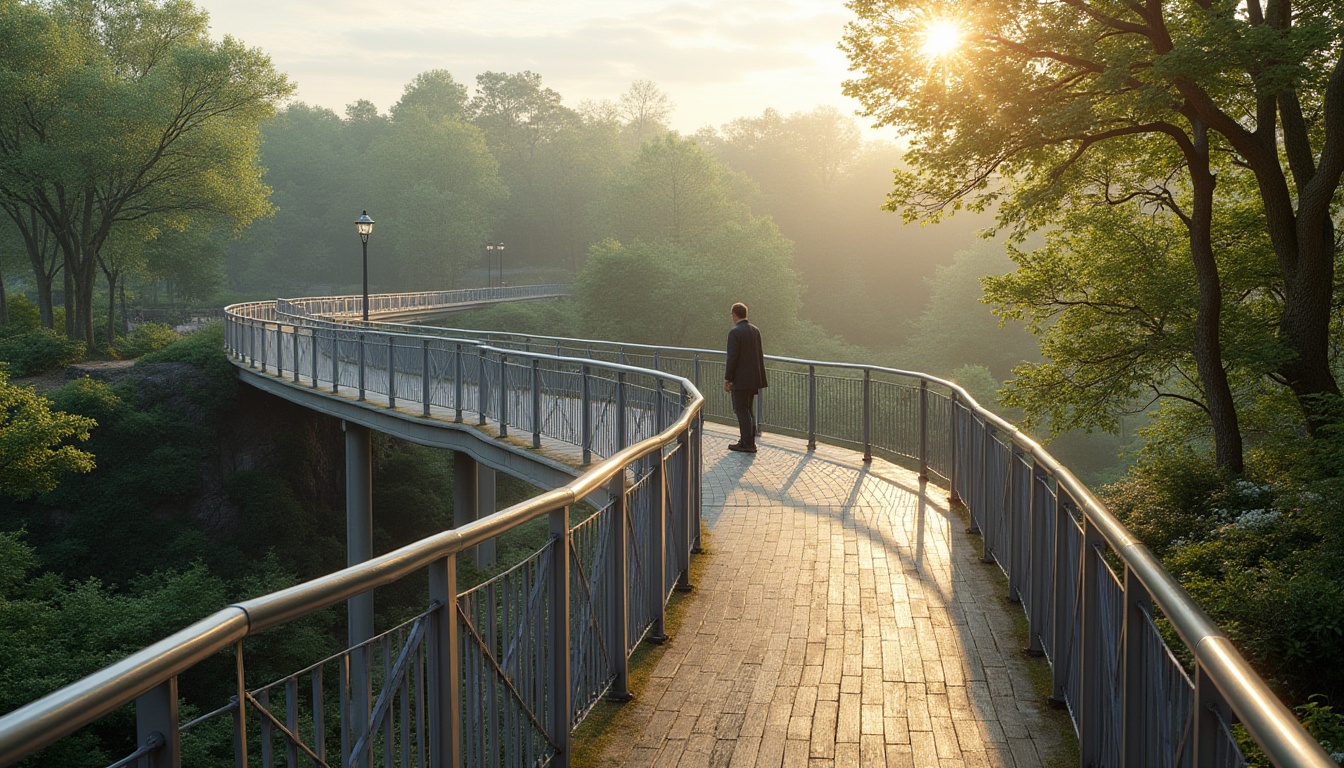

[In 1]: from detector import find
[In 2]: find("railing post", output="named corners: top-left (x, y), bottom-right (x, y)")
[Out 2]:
top-left (1008, 445), bottom-right (1024, 602)
top-left (309, 329), bottom-right (319, 387)
top-left (807, 364), bottom-right (817, 450)
top-left (655, 379), bottom-right (666, 434)
top-left (649, 451), bottom-right (668, 644)
top-left (1049, 492), bottom-right (1073, 708)
top-left (532, 358), bottom-right (542, 449)
top-left (135, 678), bottom-right (179, 768)
top-left (1026, 461), bottom-right (1049, 656)
top-left (548, 507), bottom-right (573, 767)
top-left (332, 329), bottom-right (340, 394)
top-left (422, 339), bottom-right (431, 417)
top-left (427, 555), bottom-right (461, 768)
top-left (1079, 515), bottom-right (1106, 767)
top-left (387, 336), bottom-right (397, 409)
top-left (232, 643), bottom-right (248, 768)
top-left (581, 365), bottom-right (592, 465)
top-left (675, 419), bottom-right (693, 594)
top-left (259, 324), bottom-right (268, 374)
top-left (357, 332), bottom-right (366, 401)
top-left (478, 348), bottom-right (488, 426)
top-left (918, 380), bottom-right (929, 480)
top-left (607, 476), bottom-right (632, 701)
top-left (755, 385), bottom-right (764, 438)
top-left (498, 354), bottom-right (508, 438)
top-left (862, 368), bottom-right (872, 462)
top-left (454, 343), bottom-right (464, 422)
top-left (616, 372), bottom-right (628, 451)
top-left (948, 392), bottom-right (960, 504)
top-left (1121, 564), bottom-right (1152, 768)
top-left (692, 353), bottom-right (700, 391)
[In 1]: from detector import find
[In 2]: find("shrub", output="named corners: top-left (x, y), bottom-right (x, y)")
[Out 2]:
top-left (0, 329), bottom-right (85, 377)
top-left (115, 323), bottom-right (181, 359)
top-left (1, 295), bottom-right (42, 336)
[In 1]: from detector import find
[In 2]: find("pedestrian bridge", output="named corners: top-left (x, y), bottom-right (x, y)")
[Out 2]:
top-left (0, 287), bottom-right (1332, 767)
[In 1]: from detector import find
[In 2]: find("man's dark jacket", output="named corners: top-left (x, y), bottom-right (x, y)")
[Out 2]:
top-left (725, 319), bottom-right (768, 390)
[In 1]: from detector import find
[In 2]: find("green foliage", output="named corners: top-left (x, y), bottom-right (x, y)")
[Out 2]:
top-left (904, 242), bottom-right (1037, 380)
top-left (0, 329), bottom-right (85, 377)
top-left (367, 114), bottom-right (507, 288)
top-left (1104, 456), bottom-right (1344, 705)
top-left (115, 322), bottom-right (181, 359)
top-left (2, 294), bottom-right (41, 334)
top-left (0, 370), bottom-right (95, 498)
top-left (444, 299), bottom-right (583, 338)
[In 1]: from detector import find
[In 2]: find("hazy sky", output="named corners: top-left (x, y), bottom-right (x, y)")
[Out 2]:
top-left (194, 0), bottom-right (871, 135)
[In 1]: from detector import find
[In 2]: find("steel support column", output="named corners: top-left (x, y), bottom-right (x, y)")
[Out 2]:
top-left (343, 420), bottom-right (373, 766)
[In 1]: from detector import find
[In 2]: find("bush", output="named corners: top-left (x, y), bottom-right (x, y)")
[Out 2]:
top-left (2, 295), bottom-right (42, 336)
top-left (115, 323), bottom-right (182, 359)
top-left (0, 329), bottom-right (85, 377)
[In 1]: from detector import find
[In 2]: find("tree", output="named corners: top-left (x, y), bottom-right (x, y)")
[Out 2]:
top-left (904, 242), bottom-right (1039, 380)
top-left (366, 114), bottom-right (507, 288)
top-left (618, 80), bottom-right (674, 146)
top-left (0, 369), bottom-right (95, 498)
top-left (391, 69), bottom-right (469, 124)
top-left (603, 135), bottom-right (755, 248)
top-left (842, 0), bottom-right (1344, 470)
top-left (225, 103), bottom-right (365, 293)
top-left (0, 0), bottom-right (291, 345)
top-left (985, 203), bottom-right (1282, 439)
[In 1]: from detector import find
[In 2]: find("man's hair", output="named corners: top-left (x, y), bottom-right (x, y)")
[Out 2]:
top-left (731, 302), bottom-right (748, 319)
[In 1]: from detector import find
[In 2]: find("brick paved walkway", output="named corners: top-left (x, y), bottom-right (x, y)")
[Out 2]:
top-left (594, 425), bottom-right (1075, 767)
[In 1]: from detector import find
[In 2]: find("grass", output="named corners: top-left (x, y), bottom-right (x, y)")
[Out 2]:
top-left (569, 528), bottom-right (713, 766)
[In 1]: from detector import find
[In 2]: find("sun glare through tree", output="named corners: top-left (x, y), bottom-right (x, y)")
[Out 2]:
top-left (920, 19), bottom-right (963, 59)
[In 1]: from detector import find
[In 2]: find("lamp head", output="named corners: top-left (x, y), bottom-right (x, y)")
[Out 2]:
top-left (356, 211), bottom-right (375, 243)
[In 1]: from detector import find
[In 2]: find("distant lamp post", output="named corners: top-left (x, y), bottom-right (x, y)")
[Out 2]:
top-left (356, 211), bottom-right (375, 321)
top-left (485, 241), bottom-right (506, 287)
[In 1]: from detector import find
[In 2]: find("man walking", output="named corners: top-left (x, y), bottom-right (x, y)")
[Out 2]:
top-left (724, 302), bottom-right (767, 453)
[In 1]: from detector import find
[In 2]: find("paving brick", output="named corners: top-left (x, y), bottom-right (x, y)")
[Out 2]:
top-left (593, 427), bottom-right (1074, 766)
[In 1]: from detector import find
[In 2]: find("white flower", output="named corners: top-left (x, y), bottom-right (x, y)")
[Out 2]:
top-left (1232, 508), bottom-right (1280, 531)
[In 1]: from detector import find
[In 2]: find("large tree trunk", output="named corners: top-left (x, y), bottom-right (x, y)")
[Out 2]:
top-left (0, 268), bottom-right (8, 326)
top-left (1187, 123), bottom-right (1244, 473)
top-left (62, 257), bottom-right (75, 338)
top-left (105, 267), bottom-right (118, 350)
top-left (1276, 202), bottom-right (1341, 434)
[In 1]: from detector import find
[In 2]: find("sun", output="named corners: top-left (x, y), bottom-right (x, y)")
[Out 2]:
top-left (921, 19), bottom-right (964, 59)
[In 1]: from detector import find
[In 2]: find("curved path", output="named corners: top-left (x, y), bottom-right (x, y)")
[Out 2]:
top-left (597, 424), bottom-right (1075, 767)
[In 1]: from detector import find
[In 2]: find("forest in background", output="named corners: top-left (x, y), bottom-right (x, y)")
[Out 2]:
top-left (5, 0), bottom-right (1344, 762)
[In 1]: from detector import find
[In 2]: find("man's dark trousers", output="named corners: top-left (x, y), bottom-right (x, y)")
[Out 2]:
top-left (732, 387), bottom-right (758, 447)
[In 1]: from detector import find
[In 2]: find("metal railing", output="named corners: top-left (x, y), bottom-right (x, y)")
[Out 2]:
top-left (335, 320), bottom-right (1335, 768)
top-left (0, 289), bottom-right (1334, 767)
top-left (276, 284), bottom-right (569, 321)
top-left (0, 292), bottom-right (700, 768)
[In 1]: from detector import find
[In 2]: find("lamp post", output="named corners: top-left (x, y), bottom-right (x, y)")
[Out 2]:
top-left (356, 211), bottom-right (375, 321)
top-left (484, 241), bottom-right (505, 287)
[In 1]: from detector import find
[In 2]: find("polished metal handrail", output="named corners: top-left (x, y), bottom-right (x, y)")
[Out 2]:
top-left (0, 288), bottom-right (1332, 767)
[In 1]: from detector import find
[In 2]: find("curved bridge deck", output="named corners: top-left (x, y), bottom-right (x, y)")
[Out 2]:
top-left (600, 424), bottom-right (1073, 767)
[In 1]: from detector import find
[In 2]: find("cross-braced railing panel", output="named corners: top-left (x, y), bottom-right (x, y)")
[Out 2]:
top-left (458, 549), bottom-right (559, 768)
top-left (625, 466), bottom-right (661, 651)
top-left (4, 290), bottom-right (1333, 768)
top-left (1140, 604), bottom-right (1196, 767)
top-left (569, 506), bottom-right (616, 725)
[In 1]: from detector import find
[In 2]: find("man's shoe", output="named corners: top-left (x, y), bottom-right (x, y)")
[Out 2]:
top-left (728, 442), bottom-right (758, 453)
